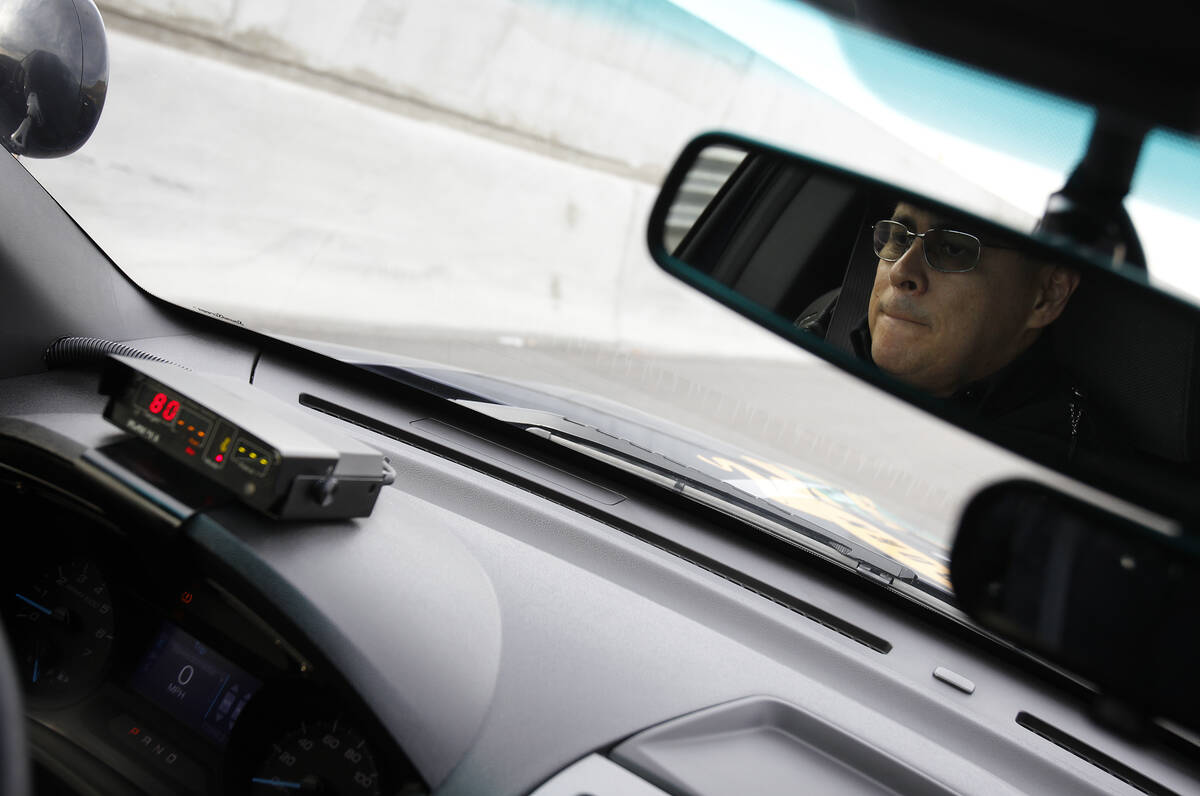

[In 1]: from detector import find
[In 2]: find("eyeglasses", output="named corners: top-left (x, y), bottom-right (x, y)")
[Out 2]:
top-left (872, 219), bottom-right (1019, 273)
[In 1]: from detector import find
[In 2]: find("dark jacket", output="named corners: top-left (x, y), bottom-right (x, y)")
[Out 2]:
top-left (796, 289), bottom-right (1100, 466)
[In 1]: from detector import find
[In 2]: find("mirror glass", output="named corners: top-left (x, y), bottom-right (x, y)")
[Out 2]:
top-left (651, 135), bottom-right (1200, 522)
top-left (0, 0), bottom-right (108, 158)
top-left (951, 480), bottom-right (1200, 732)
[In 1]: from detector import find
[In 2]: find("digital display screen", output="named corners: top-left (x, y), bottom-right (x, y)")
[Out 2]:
top-left (131, 622), bottom-right (262, 746)
top-left (135, 382), bottom-right (217, 461)
top-left (132, 379), bottom-right (274, 476)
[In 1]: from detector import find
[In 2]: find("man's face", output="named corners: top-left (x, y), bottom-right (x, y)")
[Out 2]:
top-left (867, 203), bottom-right (1053, 397)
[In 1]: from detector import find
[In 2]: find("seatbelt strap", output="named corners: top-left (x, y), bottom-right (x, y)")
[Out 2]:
top-left (825, 216), bottom-right (877, 357)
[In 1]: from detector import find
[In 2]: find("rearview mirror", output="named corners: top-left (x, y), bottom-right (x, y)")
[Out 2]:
top-left (951, 479), bottom-right (1200, 735)
top-left (0, 0), bottom-right (108, 158)
top-left (648, 133), bottom-right (1200, 523)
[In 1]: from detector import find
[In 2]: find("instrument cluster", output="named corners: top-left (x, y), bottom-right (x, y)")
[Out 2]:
top-left (0, 459), bottom-right (422, 796)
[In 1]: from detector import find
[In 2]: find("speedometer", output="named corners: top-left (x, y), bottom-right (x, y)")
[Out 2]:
top-left (251, 718), bottom-right (381, 795)
top-left (8, 557), bottom-right (115, 707)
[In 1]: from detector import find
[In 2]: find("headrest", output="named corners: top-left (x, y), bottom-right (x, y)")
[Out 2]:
top-left (1053, 273), bottom-right (1200, 463)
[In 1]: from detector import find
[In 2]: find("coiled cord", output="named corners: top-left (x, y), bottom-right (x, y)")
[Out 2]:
top-left (43, 336), bottom-right (186, 370)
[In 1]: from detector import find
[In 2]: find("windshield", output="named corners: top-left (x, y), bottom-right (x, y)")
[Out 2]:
top-left (21, 0), bottom-right (1200, 592)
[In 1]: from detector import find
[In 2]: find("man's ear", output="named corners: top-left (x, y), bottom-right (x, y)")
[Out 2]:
top-left (1029, 265), bottom-right (1080, 329)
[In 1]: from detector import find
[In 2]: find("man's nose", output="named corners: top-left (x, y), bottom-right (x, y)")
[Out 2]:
top-left (888, 240), bottom-right (929, 294)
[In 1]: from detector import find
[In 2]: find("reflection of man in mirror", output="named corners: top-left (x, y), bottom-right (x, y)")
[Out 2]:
top-left (868, 202), bottom-right (1079, 398)
top-left (802, 201), bottom-right (1091, 460)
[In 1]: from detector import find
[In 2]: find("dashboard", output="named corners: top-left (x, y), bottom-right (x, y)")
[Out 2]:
top-left (1, 434), bottom-right (420, 795)
top-left (2, 337), bottom-right (1199, 796)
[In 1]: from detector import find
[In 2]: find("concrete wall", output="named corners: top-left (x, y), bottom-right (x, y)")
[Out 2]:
top-left (99, 0), bottom-right (1017, 191)
top-left (100, 0), bottom-right (870, 173)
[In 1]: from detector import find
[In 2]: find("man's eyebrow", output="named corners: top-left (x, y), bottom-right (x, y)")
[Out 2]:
top-left (936, 215), bottom-right (974, 230)
top-left (890, 205), bottom-right (950, 229)
top-left (892, 203), bottom-right (1023, 247)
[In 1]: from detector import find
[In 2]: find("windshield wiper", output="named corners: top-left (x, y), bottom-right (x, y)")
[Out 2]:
top-left (456, 400), bottom-right (920, 589)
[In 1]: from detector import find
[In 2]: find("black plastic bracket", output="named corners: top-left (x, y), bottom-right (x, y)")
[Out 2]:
top-left (1036, 113), bottom-right (1149, 268)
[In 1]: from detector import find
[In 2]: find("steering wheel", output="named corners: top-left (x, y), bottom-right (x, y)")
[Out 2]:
top-left (0, 619), bottom-right (30, 795)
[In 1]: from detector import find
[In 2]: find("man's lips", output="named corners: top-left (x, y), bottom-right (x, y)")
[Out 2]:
top-left (878, 302), bottom-right (928, 326)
